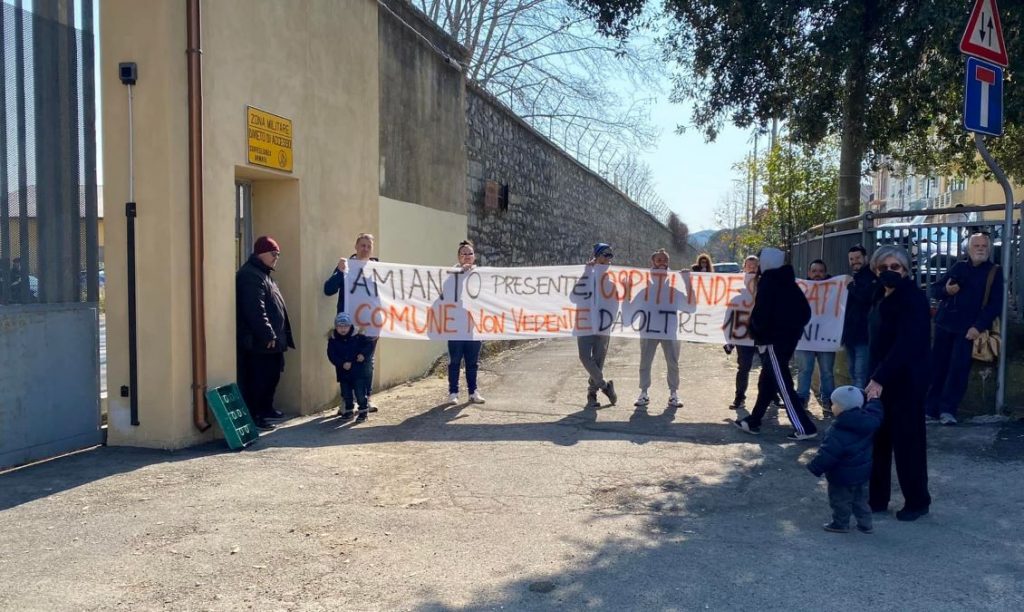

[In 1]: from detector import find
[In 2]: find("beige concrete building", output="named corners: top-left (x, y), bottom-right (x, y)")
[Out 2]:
top-left (101, 0), bottom-right (466, 448)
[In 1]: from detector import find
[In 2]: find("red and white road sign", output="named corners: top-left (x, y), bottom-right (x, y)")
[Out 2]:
top-left (960, 0), bottom-right (1009, 67)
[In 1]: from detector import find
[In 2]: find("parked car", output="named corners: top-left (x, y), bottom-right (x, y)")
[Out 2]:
top-left (713, 262), bottom-right (741, 273)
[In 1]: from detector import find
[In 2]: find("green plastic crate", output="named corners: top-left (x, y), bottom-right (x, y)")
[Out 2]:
top-left (206, 383), bottom-right (259, 450)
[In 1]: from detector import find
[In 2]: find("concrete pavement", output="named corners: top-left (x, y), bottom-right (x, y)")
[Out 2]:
top-left (2, 338), bottom-right (1022, 611)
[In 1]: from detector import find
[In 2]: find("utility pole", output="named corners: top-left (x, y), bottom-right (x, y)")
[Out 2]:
top-left (752, 131), bottom-right (759, 223)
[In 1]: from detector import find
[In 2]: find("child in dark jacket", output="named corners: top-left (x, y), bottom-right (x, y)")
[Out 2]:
top-left (808, 386), bottom-right (883, 533)
top-left (327, 312), bottom-right (375, 422)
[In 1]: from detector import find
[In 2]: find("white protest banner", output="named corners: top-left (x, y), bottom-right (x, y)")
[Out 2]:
top-left (343, 261), bottom-right (849, 352)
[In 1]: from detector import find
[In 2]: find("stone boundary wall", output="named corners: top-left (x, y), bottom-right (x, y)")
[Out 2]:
top-left (466, 84), bottom-right (692, 268)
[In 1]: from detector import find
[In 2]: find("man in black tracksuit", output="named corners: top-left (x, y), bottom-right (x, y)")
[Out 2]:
top-left (734, 247), bottom-right (818, 440)
top-left (237, 235), bottom-right (295, 430)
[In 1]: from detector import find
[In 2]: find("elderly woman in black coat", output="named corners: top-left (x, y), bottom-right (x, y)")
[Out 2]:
top-left (864, 246), bottom-right (932, 521)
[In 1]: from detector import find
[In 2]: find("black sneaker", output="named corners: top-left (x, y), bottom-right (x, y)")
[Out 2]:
top-left (355, 409), bottom-right (368, 423)
top-left (821, 403), bottom-right (834, 419)
top-left (337, 407), bottom-right (354, 420)
top-left (728, 400), bottom-right (745, 411)
top-left (254, 418), bottom-right (277, 431)
top-left (266, 408), bottom-right (286, 421)
top-left (367, 403), bottom-right (379, 413)
top-left (823, 521), bottom-right (849, 533)
top-left (586, 391), bottom-right (599, 408)
top-left (733, 419), bottom-right (760, 435)
top-left (896, 506), bottom-right (929, 522)
top-left (856, 524), bottom-right (874, 534)
top-left (602, 381), bottom-right (617, 405)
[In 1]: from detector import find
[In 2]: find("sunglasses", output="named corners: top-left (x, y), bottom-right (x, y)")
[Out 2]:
top-left (599, 252), bottom-right (614, 259)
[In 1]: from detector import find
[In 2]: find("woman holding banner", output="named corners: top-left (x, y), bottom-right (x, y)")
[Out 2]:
top-left (865, 246), bottom-right (932, 521)
top-left (446, 240), bottom-right (486, 405)
top-left (691, 253), bottom-right (714, 272)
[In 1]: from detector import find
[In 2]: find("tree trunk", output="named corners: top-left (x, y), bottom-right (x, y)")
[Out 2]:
top-left (836, 1), bottom-right (874, 223)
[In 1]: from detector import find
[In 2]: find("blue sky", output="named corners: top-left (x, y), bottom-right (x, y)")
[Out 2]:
top-left (639, 88), bottom-right (753, 233)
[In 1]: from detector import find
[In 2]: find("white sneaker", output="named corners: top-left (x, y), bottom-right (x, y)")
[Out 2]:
top-left (939, 412), bottom-right (958, 426)
top-left (668, 393), bottom-right (683, 407)
top-left (470, 391), bottom-right (486, 404)
top-left (446, 393), bottom-right (459, 405)
top-left (634, 392), bottom-right (650, 407)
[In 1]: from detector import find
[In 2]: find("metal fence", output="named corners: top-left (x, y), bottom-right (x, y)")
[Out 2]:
top-left (792, 204), bottom-right (1023, 320)
top-left (0, 0), bottom-right (99, 306)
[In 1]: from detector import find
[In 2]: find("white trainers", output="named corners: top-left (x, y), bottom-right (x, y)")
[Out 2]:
top-left (668, 393), bottom-right (683, 408)
top-left (939, 413), bottom-right (958, 426)
top-left (446, 392), bottom-right (459, 405)
top-left (470, 391), bottom-right (486, 404)
top-left (634, 392), bottom-right (650, 407)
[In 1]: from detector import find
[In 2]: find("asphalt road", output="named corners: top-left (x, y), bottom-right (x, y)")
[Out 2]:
top-left (2, 338), bottom-right (1022, 611)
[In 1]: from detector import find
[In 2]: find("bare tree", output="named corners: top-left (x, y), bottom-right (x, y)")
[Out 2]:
top-left (419, 0), bottom-right (670, 219)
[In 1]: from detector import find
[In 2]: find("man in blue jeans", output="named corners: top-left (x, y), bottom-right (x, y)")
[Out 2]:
top-left (795, 259), bottom-right (836, 417)
top-left (842, 245), bottom-right (875, 389)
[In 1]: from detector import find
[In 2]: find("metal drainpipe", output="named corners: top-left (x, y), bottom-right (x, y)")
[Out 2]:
top-left (187, 0), bottom-right (211, 432)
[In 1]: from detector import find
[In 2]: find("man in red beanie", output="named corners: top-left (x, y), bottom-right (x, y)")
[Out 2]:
top-left (236, 235), bottom-right (294, 430)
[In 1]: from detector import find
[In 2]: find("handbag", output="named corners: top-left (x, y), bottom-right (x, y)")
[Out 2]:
top-left (971, 265), bottom-right (1001, 363)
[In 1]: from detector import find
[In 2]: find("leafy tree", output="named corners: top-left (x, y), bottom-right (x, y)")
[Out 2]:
top-left (573, 0), bottom-right (1024, 219)
top-left (754, 136), bottom-right (839, 252)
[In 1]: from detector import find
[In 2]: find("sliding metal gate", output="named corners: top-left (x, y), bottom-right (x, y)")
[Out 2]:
top-left (0, 0), bottom-right (102, 469)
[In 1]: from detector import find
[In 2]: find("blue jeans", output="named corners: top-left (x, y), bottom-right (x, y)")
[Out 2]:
top-left (845, 342), bottom-right (870, 389)
top-left (795, 350), bottom-right (836, 406)
top-left (448, 340), bottom-right (482, 394)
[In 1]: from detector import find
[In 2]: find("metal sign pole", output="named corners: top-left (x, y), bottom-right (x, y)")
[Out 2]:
top-left (973, 133), bottom-right (1014, 413)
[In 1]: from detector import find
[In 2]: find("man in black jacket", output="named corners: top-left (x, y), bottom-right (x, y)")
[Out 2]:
top-left (926, 233), bottom-right (1003, 425)
top-left (734, 247), bottom-right (818, 440)
top-left (842, 245), bottom-right (875, 389)
top-left (237, 235), bottom-right (295, 430)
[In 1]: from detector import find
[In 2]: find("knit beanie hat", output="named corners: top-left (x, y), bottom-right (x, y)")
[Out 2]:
top-left (758, 247), bottom-right (785, 272)
top-left (593, 243), bottom-right (612, 257)
top-left (831, 386), bottom-right (865, 414)
top-left (253, 235), bottom-right (280, 255)
top-left (335, 312), bottom-right (353, 326)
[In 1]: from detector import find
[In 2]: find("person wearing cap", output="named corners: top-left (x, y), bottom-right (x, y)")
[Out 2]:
top-left (327, 311), bottom-right (374, 422)
top-left (236, 235), bottom-right (295, 431)
top-left (578, 243), bottom-right (617, 408)
top-left (733, 247), bottom-right (818, 440)
top-left (807, 386), bottom-right (883, 534)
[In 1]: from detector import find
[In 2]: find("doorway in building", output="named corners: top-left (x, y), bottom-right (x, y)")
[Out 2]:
top-left (235, 181), bottom-right (254, 267)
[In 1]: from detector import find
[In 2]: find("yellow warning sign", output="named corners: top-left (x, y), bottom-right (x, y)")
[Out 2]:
top-left (247, 106), bottom-right (293, 172)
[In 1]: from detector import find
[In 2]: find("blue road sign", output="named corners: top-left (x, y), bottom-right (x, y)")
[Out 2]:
top-left (964, 56), bottom-right (1003, 136)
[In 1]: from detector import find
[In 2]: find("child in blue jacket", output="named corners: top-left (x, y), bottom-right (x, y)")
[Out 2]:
top-left (327, 312), bottom-right (375, 422)
top-left (808, 386), bottom-right (883, 533)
